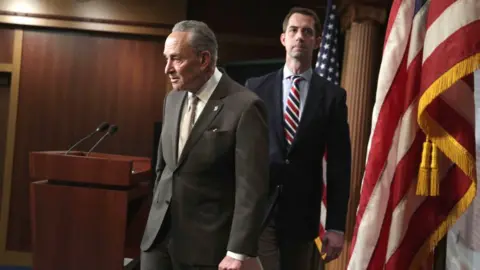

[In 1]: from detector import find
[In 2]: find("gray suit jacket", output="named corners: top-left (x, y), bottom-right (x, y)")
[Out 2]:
top-left (141, 73), bottom-right (269, 266)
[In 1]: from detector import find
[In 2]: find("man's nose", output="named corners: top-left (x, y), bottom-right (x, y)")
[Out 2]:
top-left (165, 60), bottom-right (173, 74)
top-left (295, 30), bottom-right (305, 41)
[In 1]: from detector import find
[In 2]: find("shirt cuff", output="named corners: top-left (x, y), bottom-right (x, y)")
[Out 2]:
top-left (226, 251), bottom-right (248, 261)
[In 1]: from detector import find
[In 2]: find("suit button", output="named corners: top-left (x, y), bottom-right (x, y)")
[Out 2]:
top-left (285, 159), bottom-right (290, 165)
top-left (165, 200), bottom-right (170, 205)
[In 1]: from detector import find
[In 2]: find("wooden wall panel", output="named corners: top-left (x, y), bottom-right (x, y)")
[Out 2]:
top-left (6, 29), bottom-right (165, 252)
top-left (0, 0), bottom-right (186, 27)
top-left (218, 42), bottom-right (284, 65)
top-left (0, 83), bottom-right (9, 206)
top-left (188, 0), bottom-right (327, 39)
top-left (0, 28), bottom-right (14, 63)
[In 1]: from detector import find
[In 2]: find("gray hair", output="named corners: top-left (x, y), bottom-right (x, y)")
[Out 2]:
top-left (172, 20), bottom-right (218, 66)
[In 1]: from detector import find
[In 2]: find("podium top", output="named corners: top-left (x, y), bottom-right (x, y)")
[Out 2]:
top-left (29, 151), bottom-right (152, 187)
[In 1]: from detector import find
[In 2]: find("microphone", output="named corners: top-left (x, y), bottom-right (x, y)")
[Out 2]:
top-left (65, 122), bottom-right (110, 155)
top-left (86, 125), bottom-right (118, 156)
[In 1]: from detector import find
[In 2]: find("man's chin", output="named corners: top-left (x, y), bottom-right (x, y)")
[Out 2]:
top-left (290, 52), bottom-right (311, 61)
top-left (170, 83), bottom-right (181, 91)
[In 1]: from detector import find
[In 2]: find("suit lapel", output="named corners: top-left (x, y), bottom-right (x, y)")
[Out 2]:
top-left (176, 74), bottom-right (230, 167)
top-left (272, 69), bottom-right (287, 154)
top-left (170, 91), bottom-right (187, 164)
top-left (289, 73), bottom-right (325, 151)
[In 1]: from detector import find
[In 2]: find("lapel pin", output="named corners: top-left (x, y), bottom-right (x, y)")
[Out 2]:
top-left (214, 106), bottom-right (219, 111)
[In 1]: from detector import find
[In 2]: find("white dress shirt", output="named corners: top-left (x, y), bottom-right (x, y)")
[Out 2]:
top-left (282, 65), bottom-right (313, 120)
top-left (178, 68), bottom-right (222, 156)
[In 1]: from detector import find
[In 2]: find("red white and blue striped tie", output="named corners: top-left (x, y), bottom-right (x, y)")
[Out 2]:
top-left (284, 76), bottom-right (302, 146)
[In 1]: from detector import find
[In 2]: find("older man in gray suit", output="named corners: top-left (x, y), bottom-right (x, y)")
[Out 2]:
top-left (140, 20), bottom-right (269, 270)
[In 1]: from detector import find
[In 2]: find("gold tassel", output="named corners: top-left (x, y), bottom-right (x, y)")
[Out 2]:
top-left (429, 143), bottom-right (440, 196)
top-left (417, 139), bottom-right (432, 196)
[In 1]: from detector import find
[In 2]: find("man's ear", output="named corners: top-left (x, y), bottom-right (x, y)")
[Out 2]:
top-left (199, 51), bottom-right (212, 70)
top-left (280, 33), bottom-right (286, 47)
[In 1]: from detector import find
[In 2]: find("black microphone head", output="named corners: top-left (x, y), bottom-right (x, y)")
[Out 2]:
top-left (107, 125), bottom-right (118, 135)
top-left (96, 122), bottom-right (110, 132)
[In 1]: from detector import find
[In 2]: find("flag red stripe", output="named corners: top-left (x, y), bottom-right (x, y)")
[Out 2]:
top-left (351, 46), bottom-right (421, 252)
top-left (427, 98), bottom-right (475, 156)
top-left (367, 194), bottom-right (393, 268)
top-left (384, 0), bottom-right (405, 51)
top-left (366, 131), bottom-right (424, 268)
top-left (386, 166), bottom-right (472, 269)
top-left (424, 0), bottom-right (456, 28)
top-left (463, 73), bottom-right (475, 88)
top-left (389, 131), bottom-right (425, 206)
top-left (421, 21), bottom-right (480, 94)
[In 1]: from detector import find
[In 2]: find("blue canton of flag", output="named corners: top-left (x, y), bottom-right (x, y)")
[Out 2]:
top-left (315, 0), bottom-right (341, 85)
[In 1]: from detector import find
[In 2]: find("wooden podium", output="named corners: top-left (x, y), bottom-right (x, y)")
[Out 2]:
top-left (29, 151), bottom-right (152, 270)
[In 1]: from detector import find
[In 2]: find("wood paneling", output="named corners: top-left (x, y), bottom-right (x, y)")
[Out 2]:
top-left (218, 42), bottom-right (284, 65)
top-left (0, 0), bottom-right (186, 27)
top-left (0, 28), bottom-right (14, 63)
top-left (0, 83), bottom-right (9, 206)
top-left (6, 29), bottom-right (165, 252)
top-left (188, 0), bottom-right (327, 38)
top-left (0, 15), bottom-right (171, 37)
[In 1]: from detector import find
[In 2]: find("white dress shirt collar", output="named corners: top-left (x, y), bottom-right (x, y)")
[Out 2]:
top-left (189, 67), bottom-right (223, 102)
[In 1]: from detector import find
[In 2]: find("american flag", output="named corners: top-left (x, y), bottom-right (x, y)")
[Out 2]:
top-left (348, 0), bottom-right (479, 269)
top-left (313, 0), bottom-right (342, 253)
top-left (315, 0), bottom-right (341, 85)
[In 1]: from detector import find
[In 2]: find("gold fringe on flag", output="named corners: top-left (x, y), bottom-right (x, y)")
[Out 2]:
top-left (416, 138), bottom-right (432, 196)
top-left (412, 53), bottom-right (480, 269)
top-left (429, 142), bottom-right (439, 196)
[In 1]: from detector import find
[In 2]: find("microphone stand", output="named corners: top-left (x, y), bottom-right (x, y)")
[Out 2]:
top-left (65, 130), bottom-right (97, 155)
top-left (86, 132), bottom-right (110, 156)
top-left (86, 125), bottom-right (118, 156)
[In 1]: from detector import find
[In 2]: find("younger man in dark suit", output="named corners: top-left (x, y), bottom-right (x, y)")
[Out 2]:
top-left (245, 7), bottom-right (352, 270)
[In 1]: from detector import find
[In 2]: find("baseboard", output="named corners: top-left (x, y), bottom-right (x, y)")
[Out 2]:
top-left (0, 266), bottom-right (31, 270)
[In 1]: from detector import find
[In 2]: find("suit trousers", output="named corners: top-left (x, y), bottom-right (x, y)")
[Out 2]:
top-left (258, 219), bottom-right (325, 270)
top-left (140, 211), bottom-right (217, 270)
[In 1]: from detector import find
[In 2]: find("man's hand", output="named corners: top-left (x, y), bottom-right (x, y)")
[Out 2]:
top-left (321, 231), bottom-right (344, 262)
top-left (218, 255), bottom-right (243, 270)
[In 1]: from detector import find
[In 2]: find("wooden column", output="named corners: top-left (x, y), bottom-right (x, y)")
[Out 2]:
top-left (326, 3), bottom-right (387, 270)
